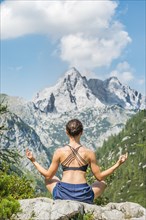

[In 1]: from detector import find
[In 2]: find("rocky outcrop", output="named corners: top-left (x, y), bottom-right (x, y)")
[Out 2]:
top-left (13, 197), bottom-right (146, 220)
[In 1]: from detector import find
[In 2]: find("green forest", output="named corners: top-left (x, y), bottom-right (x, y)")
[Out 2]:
top-left (0, 103), bottom-right (146, 219)
top-left (95, 110), bottom-right (146, 208)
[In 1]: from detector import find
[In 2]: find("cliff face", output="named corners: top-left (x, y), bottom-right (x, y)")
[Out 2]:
top-left (13, 198), bottom-right (146, 220)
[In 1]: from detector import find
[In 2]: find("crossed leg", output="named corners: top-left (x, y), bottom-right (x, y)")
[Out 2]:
top-left (45, 177), bottom-right (106, 200)
top-left (91, 180), bottom-right (107, 199)
top-left (45, 176), bottom-right (60, 194)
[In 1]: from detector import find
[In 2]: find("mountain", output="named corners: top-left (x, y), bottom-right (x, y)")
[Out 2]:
top-left (88, 76), bottom-right (144, 109)
top-left (33, 67), bottom-right (145, 113)
top-left (0, 67), bottom-right (145, 177)
top-left (1, 68), bottom-right (145, 152)
top-left (0, 110), bottom-right (52, 172)
top-left (33, 68), bottom-right (104, 113)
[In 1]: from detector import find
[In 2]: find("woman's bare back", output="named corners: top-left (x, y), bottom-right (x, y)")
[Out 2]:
top-left (59, 145), bottom-right (90, 184)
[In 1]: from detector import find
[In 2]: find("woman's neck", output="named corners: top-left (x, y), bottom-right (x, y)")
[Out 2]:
top-left (69, 136), bottom-right (81, 147)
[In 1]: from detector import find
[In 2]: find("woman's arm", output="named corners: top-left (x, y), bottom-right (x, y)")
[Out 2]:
top-left (26, 149), bottom-right (60, 179)
top-left (89, 151), bottom-right (128, 181)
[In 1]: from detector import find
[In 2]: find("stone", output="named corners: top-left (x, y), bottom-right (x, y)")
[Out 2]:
top-left (13, 197), bottom-right (146, 220)
top-left (102, 209), bottom-right (125, 220)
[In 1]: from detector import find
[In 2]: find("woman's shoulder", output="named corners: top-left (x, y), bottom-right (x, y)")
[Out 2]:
top-left (55, 145), bottom-right (69, 153)
top-left (81, 146), bottom-right (95, 158)
top-left (82, 145), bottom-right (94, 153)
top-left (80, 146), bottom-right (95, 163)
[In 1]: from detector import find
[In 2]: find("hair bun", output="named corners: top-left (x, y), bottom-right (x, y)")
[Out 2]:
top-left (66, 119), bottom-right (83, 137)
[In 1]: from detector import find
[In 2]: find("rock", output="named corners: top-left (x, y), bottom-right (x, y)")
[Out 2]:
top-left (102, 209), bottom-right (125, 220)
top-left (13, 197), bottom-right (146, 220)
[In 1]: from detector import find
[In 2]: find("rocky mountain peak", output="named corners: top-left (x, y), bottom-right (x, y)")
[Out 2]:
top-left (64, 67), bottom-right (81, 78)
top-left (103, 76), bottom-right (122, 89)
top-left (33, 68), bottom-right (104, 113)
top-left (107, 76), bottom-right (120, 82)
top-left (33, 68), bottom-right (145, 113)
top-left (61, 67), bottom-right (86, 90)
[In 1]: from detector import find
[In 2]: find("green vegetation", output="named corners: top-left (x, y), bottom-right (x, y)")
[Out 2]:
top-left (95, 110), bottom-right (146, 207)
top-left (0, 196), bottom-right (20, 220)
top-left (0, 165), bottom-right (35, 200)
top-left (0, 103), bottom-right (35, 219)
top-left (71, 212), bottom-right (94, 220)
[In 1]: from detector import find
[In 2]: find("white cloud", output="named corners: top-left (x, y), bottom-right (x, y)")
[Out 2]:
top-left (60, 30), bottom-right (131, 69)
top-left (110, 61), bottom-right (134, 83)
top-left (1, 0), bottom-right (131, 69)
top-left (1, 1), bottom-right (117, 39)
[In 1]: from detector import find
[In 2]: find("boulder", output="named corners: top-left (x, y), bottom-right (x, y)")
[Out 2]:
top-left (13, 197), bottom-right (146, 220)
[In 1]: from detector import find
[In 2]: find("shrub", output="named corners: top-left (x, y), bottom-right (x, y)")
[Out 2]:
top-left (0, 196), bottom-right (20, 220)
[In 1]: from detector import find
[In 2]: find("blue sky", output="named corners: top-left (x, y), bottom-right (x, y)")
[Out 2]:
top-left (0, 0), bottom-right (145, 100)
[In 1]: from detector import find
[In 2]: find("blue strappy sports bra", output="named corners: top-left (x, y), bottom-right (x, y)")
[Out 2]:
top-left (61, 145), bottom-right (88, 172)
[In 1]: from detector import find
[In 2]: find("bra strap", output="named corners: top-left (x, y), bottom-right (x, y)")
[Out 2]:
top-left (68, 145), bottom-right (87, 165)
top-left (61, 144), bottom-right (87, 167)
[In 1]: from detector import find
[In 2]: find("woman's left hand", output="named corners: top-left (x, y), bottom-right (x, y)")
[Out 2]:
top-left (117, 152), bottom-right (128, 166)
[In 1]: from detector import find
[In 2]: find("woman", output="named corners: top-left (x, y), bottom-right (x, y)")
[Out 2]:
top-left (26, 119), bottom-right (128, 204)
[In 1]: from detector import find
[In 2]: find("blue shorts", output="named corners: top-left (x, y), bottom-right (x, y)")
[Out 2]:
top-left (52, 182), bottom-right (94, 204)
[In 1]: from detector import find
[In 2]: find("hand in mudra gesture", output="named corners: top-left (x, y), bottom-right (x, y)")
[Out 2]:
top-left (117, 152), bottom-right (128, 165)
top-left (26, 149), bottom-right (35, 162)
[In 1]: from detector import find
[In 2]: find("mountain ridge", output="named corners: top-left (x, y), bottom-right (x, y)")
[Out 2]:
top-left (0, 67), bottom-right (145, 175)
top-left (33, 67), bottom-right (145, 113)
top-left (0, 67), bottom-right (145, 153)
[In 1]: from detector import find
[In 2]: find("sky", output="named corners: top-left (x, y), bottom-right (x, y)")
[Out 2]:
top-left (0, 0), bottom-right (145, 100)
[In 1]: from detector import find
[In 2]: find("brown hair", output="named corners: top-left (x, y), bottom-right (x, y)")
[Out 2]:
top-left (66, 119), bottom-right (83, 137)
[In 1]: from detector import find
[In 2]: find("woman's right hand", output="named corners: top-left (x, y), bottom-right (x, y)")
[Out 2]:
top-left (26, 149), bottom-right (35, 162)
